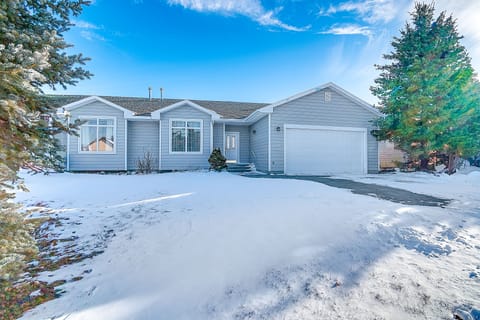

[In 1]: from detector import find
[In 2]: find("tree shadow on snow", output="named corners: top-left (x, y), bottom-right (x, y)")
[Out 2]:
top-left (206, 204), bottom-right (480, 320)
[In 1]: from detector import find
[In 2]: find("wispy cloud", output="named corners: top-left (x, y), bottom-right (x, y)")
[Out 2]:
top-left (80, 30), bottom-right (106, 41)
top-left (167, 0), bottom-right (309, 31)
top-left (73, 20), bottom-right (102, 30)
top-left (320, 0), bottom-right (407, 24)
top-left (73, 19), bottom-right (107, 41)
top-left (320, 24), bottom-right (372, 37)
top-left (434, 0), bottom-right (480, 73)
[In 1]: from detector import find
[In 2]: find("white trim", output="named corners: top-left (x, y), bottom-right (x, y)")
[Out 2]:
top-left (225, 131), bottom-right (240, 163)
top-left (284, 124), bottom-right (368, 132)
top-left (158, 120), bottom-right (162, 170)
top-left (242, 110), bottom-right (270, 125)
top-left (215, 119), bottom-right (248, 124)
top-left (268, 113), bottom-right (271, 172)
top-left (66, 116), bottom-right (70, 171)
top-left (168, 118), bottom-right (204, 154)
top-left (257, 82), bottom-right (382, 117)
top-left (283, 123), bottom-right (287, 175)
top-left (126, 118), bottom-right (159, 122)
top-left (223, 123), bottom-right (226, 153)
top-left (152, 100), bottom-right (221, 120)
top-left (124, 119), bottom-right (128, 170)
top-left (377, 140), bottom-right (380, 173)
top-left (283, 124), bottom-right (368, 175)
top-left (77, 116), bottom-right (117, 155)
top-left (210, 121), bottom-right (214, 154)
top-left (59, 96), bottom-right (135, 118)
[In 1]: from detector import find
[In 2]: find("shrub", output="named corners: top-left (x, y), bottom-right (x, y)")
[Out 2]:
top-left (208, 148), bottom-right (227, 171)
top-left (137, 151), bottom-right (156, 174)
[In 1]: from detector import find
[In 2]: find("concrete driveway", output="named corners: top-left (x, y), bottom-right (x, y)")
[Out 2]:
top-left (248, 175), bottom-right (451, 207)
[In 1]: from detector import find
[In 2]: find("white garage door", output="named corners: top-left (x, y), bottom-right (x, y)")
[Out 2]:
top-left (285, 125), bottom-right (367, 175)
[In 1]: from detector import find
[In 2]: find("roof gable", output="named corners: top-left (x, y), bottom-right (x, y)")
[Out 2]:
top-left (151, 100), bottom-right (221, 120)
top-left (258, 82), bottom-right (382, 117)
top-left (57, 96), bottom-right (134, 118)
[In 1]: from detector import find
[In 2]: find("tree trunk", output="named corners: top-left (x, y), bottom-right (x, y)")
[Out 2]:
top-left (447, 153), bottom-right (456, 175)
top-left (419, 157), bottom-right (429, 171)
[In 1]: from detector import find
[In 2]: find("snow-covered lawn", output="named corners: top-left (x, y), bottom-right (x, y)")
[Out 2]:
top-left (16, 171), bottom-right (480, 320)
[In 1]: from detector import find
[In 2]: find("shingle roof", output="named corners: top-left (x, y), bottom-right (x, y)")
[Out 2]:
top-left (46, 95), bottom-right (269, 119)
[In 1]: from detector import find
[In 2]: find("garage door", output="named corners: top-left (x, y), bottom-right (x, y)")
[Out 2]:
top-left (285, 125), bottom-right (367, 175)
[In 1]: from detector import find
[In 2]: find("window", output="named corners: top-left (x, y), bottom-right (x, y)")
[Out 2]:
top-left (226, 135), bottom-right (236, 150)
top-left (79, 117), bottom-right (116, 153)
top-left (170, 119), bottom-right (202, 153)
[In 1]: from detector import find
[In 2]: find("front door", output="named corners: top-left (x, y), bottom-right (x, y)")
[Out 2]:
top-left (225, 132), bottom-right (240, 163)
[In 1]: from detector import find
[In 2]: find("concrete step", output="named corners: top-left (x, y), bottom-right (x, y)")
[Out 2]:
top-left (227, 163), bottom-right (251, 167)
top-left (227, 163), bottom-right (253, 173)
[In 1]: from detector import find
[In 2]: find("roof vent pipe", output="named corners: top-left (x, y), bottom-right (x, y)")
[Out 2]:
top-left (148, 86), bottom-right (152, 100)
top-left (160, 87), bottom-right (163, 103)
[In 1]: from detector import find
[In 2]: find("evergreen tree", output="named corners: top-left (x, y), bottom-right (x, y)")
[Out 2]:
top-left (0, 0), bottom-right (91, 282)
top-left (208, 148), bottom-right (227, 171)
top-left (371, 2), bottom-right (480, 174)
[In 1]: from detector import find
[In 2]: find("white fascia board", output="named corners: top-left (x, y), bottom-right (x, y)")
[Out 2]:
top-left (215, 111), bottom-right (269, 126)
top-left (152, 100), bottom-right (221, 120)
top-left (214, 119), bottom-right (246, 125)
top-left (255, 82), bottom-right (383, 117)
top-left (256, 87), bottom-right (318, 113)
top-left (242, 110), bottom-right (270, 123)
top-left (127, 116), bottom-right (158, 121)
top-left (58, 96), bottom-right (135, 118)
top-left (326, 82), bottom-right (383, 117)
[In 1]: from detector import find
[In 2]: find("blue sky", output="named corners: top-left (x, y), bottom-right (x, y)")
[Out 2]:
top-left (52, 0), bottom-right (480, 104)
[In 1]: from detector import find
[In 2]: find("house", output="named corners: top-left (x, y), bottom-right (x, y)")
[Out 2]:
top-left (52, 82), bottom-right (382, 175)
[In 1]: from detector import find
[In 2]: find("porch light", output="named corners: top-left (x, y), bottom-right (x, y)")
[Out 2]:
top-left (276, 126), bottom-right (281, 132)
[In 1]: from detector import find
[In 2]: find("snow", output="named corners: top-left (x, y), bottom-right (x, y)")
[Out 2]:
top-left (15, 170), bottom-right (480, 320)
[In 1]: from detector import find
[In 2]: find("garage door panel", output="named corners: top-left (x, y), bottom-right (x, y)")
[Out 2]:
top-left (285, 127), bottom-right (366, 175)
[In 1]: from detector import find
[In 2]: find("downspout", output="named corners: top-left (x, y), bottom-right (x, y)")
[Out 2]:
top-left (66, 115), bottom-right (70, 171)
top-left (268, 113), bottom-right (271, 173)
top-left (158, 116), bottom-right (162, 171)
top-left (210, 120), bottom-right (214, 154)
top-left (223, 123), bottom-right (226, 153)
top-left (124, 119), bottom-right (128, 171)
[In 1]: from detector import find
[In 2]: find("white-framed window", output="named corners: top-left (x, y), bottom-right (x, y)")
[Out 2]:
top-left (170, 119), bottom-right (203, 154)
top-left (78, 117), bottom-right (116, 154)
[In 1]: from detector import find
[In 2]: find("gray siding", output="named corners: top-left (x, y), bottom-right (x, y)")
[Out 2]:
top-left (69, 101), bottom-right (126, 171)
top-left (127, 121), bottom-right (159, 170)
top-left (213, 123), bottom-right (225, 154)
top-left (249, 115), bottom-right (269, 172)
top-left (160, 104), bottom-right (212, 170)
top-left (270, 89), bottom-right (379, 173)
top-left (225, 125), bottom-right (250, 163)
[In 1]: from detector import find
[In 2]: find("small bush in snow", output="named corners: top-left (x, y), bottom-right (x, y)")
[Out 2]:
top-left (208, 148), bottom-right (227, 171)
top-left (137, 151), bottom-right (156, 174)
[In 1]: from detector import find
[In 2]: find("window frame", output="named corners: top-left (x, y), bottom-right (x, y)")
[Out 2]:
top-left (169, 118), bottom-right (203, 154)
top-left (77, 116), bottom-right (117, 154)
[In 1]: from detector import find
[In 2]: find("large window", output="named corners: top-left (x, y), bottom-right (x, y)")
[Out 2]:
top-left (79, 117), bottom-right (116, 153)
top-left (170, 119), bottom-right (202, 153)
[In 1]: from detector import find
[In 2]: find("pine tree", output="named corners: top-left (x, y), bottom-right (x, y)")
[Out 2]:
top-left (0, 0), bottom-right (91, 282)
top-left (208, 148), bottom-right (227, 171)
top-left (371, 2), bottom-right (480, 174)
